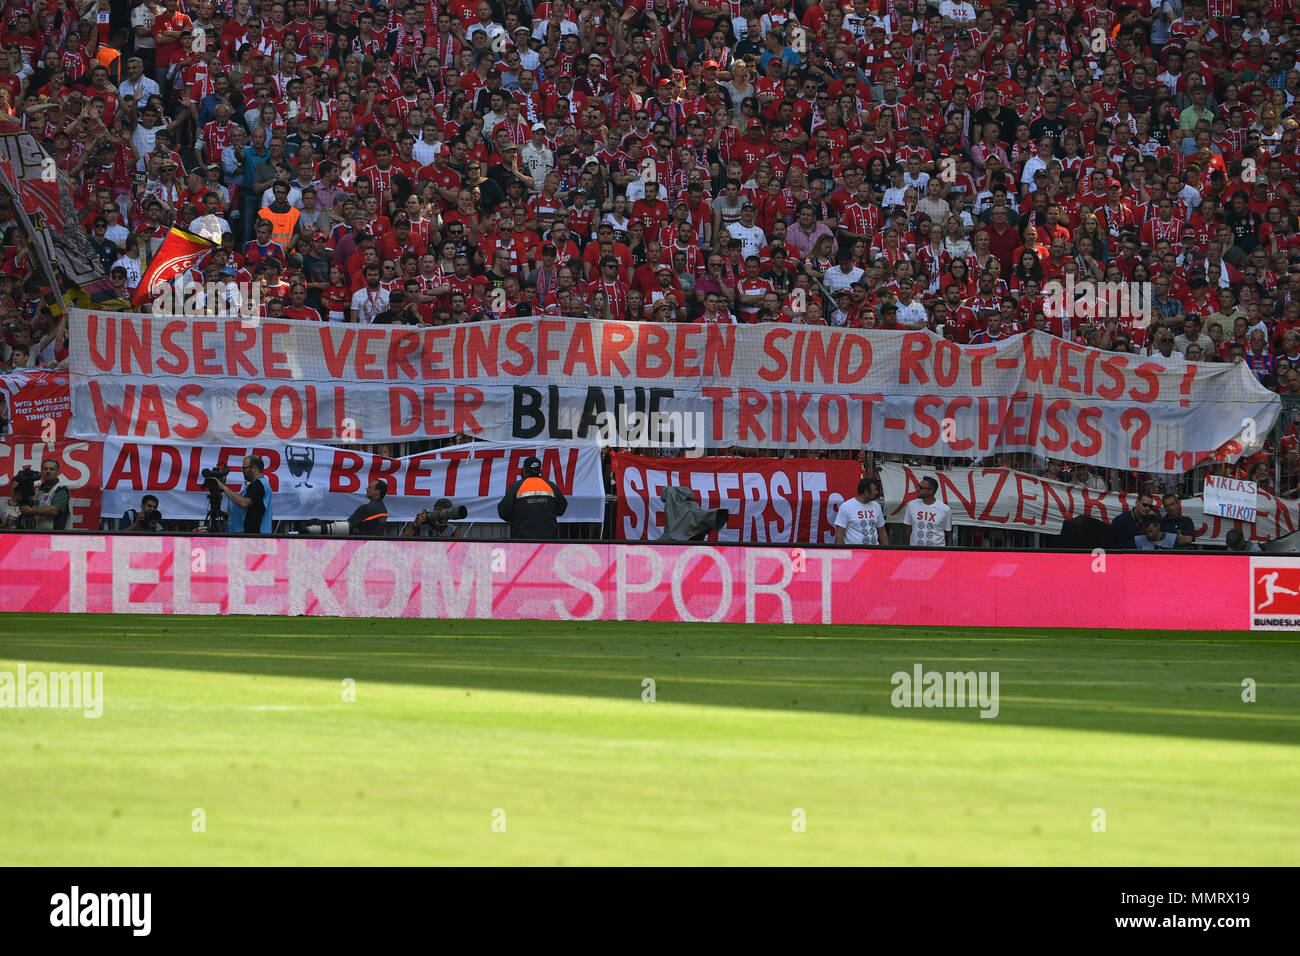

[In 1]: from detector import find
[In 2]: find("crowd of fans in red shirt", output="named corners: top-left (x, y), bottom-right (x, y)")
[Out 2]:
top-left (1, 0), bottom-right (1299, 499)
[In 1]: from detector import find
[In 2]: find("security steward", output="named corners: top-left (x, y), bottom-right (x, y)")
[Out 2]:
top-left (303, 479), bottom-right (390, 535)
top-left (497, 456), bottom-right (567, 538)
top-left (258, 181), bottom-right (301, 249)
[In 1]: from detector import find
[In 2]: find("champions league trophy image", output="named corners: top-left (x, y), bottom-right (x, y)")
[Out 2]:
top-left (285, 445), bottom-right (316, 488)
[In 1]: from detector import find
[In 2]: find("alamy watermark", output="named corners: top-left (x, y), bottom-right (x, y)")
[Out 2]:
top-left (49, 887), bottom-right (150, 935)
top-left (890, 664), bottom-right (999, 718)
top-left (149, 274), bottom-right (263, 321)
top-left (557, 406), bottom-right (708, 450)
top-left (0, 665), bottom-right (103, 718)
top-left (1045, 277), bottom-right (1152, 324)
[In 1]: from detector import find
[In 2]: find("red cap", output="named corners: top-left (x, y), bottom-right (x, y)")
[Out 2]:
top-left (704, 60), bottom-right (719, 69)
top-left (748, 117), bottom-right (763, 129)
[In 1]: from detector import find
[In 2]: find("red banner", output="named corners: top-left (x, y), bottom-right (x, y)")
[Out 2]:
top-left (0, 439), bottom-right (102, 529)
top-left (0, 368), bottom-right (71, 440)
top-left (613, 453), bottom-right (862, 543)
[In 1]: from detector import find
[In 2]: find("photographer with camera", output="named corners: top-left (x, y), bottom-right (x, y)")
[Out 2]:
top-left (497, 457), bottom-right (567, 539)
top-left (403, 498), bottom-right (468, 538)
top-left (302, 479), bottom-right (393, 536)
top-left (5, 458), bottom-right (70, 530)
top-left (121, 495), bottom-right (165, 532)
top-left (213, 456), bottom-right (273, 535)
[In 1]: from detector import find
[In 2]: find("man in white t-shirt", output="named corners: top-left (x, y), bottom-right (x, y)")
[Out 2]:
top-left (824, 250), bottom-right (866, 296)
top-left (834, 476), bottom-right (889, 546)
top-left (938, 0), bottom-right (977, 28)
top-left (893, 278), bottom-right (930, 329)
top-left (727, 202), bottom-right (767, 259)
top-left (903, 476), bottom-right (952, 546)
top-left (349, 265), bottom-right (390, 324)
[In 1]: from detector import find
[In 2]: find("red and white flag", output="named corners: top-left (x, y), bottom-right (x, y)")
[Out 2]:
top-left (132, 227), bottom-right (217, 305)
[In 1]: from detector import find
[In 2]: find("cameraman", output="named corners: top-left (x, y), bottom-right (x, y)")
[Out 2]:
top-left (122, 494), bottom-right (165, 531)
top-left (303, 479), bottom-right (391, 535)
top-left (403, 498), bottom-right (462, 538)
top-left (9, 458), bottom-right (70, 531)
top-left (216, 456), bottom-right (273, 535)
top-left (497, 456), bottom-right (567, 539)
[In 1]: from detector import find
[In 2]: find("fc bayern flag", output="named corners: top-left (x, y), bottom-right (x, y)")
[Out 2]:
top-left (132, 227), bottom-right (218, 306)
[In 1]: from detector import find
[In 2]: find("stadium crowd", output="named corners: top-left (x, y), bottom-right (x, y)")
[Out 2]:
top-left (1, 0), bottom-right (1300, 509)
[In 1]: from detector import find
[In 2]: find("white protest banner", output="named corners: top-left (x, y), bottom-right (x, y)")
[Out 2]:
top-left (99, 438), bottom-right (606, 526)
top-left (1203, 475), bottom-right (1258, 523)
top-left (68, 311), bottom-right (1277, 472)
top-left (879, 463), bottom-right (1298, 546)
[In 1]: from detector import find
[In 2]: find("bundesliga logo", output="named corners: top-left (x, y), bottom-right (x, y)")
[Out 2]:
top-left (1249, 559), bottom-right (1300, 630)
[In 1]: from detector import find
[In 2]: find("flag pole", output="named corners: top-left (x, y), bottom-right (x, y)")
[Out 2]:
top-left (0, 160), bottom-right (67, 306)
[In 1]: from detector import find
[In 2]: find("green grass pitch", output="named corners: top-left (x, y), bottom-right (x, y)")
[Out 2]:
top-left (1, 615), bottom-right (1297, 866)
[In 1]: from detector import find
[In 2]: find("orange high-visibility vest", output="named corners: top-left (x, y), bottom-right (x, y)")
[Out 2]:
top-left (258, 207), bottom-right (300, 249)
top-left (95, 47), bottom-right (121, 85)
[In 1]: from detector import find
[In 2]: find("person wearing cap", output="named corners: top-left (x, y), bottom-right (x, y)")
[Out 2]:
top-left (575, 52), bottom-right (611, 99)
top-left (497, 456), bottom-right (567, 540)
top-left (727, 201), bottom-right (767, 260)
top-left (520, 122), bottom-right (555, 193)
top-left (403, 496), bottom-right (462, 539)
top-left (299, 231), bottom-right (333, 314)
top-left (489, 140), bottom-right (533, 194)
top-left (371, 288), bottom-right (416, 326)
top-left (511, 22), bottom-right (534, 47)
top-left (646, 264), bottom-right (686, 318)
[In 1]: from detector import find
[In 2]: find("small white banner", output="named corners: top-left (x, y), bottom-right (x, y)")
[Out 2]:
top-left (1203, 474), bottom-right (1259, 523)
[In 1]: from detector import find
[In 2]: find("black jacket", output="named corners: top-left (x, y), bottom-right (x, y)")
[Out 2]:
top-left (497, 474), bottom-right (567, 539)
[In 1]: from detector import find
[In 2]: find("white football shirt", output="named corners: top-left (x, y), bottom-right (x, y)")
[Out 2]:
top-left (834, 498), bottom-right (886, 545)
top-left (904, 498), bottom-right (952, 546)
top-left (727, 222), bottom-right (767, 259)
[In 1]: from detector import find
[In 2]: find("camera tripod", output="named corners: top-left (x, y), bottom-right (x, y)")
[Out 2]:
top-left (204, 489), bottom-right (227, 534)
